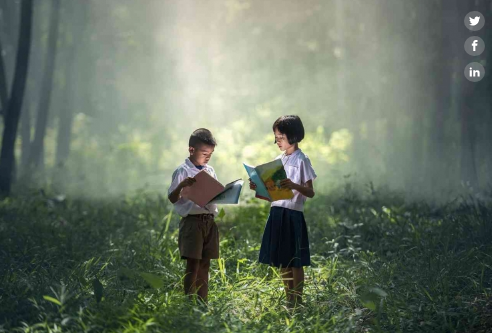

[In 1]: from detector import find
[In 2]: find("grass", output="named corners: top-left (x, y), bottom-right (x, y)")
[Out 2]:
top-left (1, 187), bottom-right (491, 332)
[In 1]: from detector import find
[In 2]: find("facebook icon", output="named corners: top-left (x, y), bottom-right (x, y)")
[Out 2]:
top-left (465, 36), bottom-right (485, 56)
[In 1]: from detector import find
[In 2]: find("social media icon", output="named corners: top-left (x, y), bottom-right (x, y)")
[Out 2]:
top-left (469, 16), bottom-right (480, 26)
top-left (472, 40), bottom-right (478, 50)
top-left (464, 36), bottom-right (485, 56)
top-left (464, 62), bottom-right (485, 82)
top-left (465, 11), bottom-right (484, 31)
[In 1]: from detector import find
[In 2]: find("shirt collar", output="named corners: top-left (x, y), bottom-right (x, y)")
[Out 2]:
top-left (282, 148), bottom-right (301, 159)
top-left (185, 157), bottom-right (208, 170)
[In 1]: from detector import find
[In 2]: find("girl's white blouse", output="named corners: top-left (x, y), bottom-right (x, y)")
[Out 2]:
top-left (271, 148), bottom-right (317, 212)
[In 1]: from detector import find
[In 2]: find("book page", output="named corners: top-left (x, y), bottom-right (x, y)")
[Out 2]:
top-left (208, 180), bottom-right (244, 204)
top-left (254, 159), bottom-right (294, 201)
top-left (243, 163), bottom-right (271, 201)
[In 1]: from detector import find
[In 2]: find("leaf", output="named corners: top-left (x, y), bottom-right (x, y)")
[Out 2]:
top-left (140, 272), bottom-right (164, 289)
top-left (421, 287), bottom-right (433, 302)
top-left (43, 295), bottom-right (62, 306)
top-left (218, 208), bottom-right (226, 220)
top-left (360, 287), bottom-right (388, 311)
top-left (164, 209), bottom-right (173, 234)
top-left (361, 300), bottom-right (376, 311)
top-left (92, 278), bottom-right (104, 303)
top-left (368, 287), bottom-right (388, 297)
top-left (119, 267), bottom-right (136, 279)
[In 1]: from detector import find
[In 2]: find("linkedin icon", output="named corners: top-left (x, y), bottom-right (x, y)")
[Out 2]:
top-left (464, 62), bottom-right (485, 82)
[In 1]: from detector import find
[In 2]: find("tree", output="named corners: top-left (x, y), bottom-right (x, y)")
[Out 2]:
top-left (26, 0), bottom-right (61, 175)
top-left (53, 1), bottom-right (88, 189)
top-left (0, 38), bottom-right (8, 117)
top-left (0, 0), bottom-right (19, 118)
top-left (0, 0), bottom-right (33, 195)
top-left (428, 0), bottom-right (455, 192)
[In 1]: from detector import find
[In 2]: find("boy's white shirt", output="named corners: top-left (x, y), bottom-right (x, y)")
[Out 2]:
top-left (270, 148), bottom-right (317, 212)
top-left (167, 158), bottom-right (219, 217)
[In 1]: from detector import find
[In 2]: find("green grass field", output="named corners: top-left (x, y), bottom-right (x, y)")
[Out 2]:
top-left (1, 188), bottom-right (491, 332)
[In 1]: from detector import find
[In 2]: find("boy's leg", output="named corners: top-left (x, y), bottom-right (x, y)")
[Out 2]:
top-left (179, 215), bottom-right (204, 300)
top-left (196, 259), bottom-right (211, 302)
top-left (198, 215), bottom-right (218, 303)
top-left (280, 267), bottom-right (294, 301)
top-left (291, 267), bottom-right (304, 305)
top-left (184, 258), bottom-right (200, 299)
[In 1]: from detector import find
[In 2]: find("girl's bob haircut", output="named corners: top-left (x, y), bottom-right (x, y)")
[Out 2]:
top-left (272, 115), bottom-right (305, 145)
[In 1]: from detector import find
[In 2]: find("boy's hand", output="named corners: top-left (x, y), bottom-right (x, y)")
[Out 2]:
top-left (249, 178), bottom-right (257, 191)
top-left (179, 177), bottom-right (196, 189)
top-left (279, 178), bottom-right (297, 190)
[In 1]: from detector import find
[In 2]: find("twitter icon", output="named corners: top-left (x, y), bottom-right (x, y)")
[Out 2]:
top-left (469, 16), bottom-right (480, 26)
top-left (465, 11), bottom-right (484, 31)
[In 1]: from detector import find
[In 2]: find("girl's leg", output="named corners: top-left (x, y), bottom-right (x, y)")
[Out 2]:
top-left (280, 267), bottom-right (294, 301)
top-left (291, 267), bottom-right (305, 305)
top-left (185, 258), bottom-right (200, 299)
top-left (196, 259), bottom-right (211, 303)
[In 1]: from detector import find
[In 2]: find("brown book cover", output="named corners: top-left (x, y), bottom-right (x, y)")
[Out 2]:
top-left (181, 170), bottom-right (225, 207)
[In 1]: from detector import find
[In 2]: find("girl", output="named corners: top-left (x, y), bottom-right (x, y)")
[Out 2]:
top-left (250, 115), bottom-right (317, 307)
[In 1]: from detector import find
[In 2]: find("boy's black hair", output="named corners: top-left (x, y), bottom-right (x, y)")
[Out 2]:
top-left (272, 115), bottom-right (305, 145)
top-left (189, 128), bottom-right (217, 148)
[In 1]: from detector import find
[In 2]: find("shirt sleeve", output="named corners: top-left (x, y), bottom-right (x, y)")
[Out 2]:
top-left (168, 168), bottom-right (186, 196)
top-left (207, 166), bottom-right (218, 181)
top-left (203, 167), bottom-right (219, 216)
top-left (300, 157), bottom-right (317, 184)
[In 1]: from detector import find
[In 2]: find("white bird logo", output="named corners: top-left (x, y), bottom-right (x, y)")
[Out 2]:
top-left (469, 16), bottom-right (480, 26)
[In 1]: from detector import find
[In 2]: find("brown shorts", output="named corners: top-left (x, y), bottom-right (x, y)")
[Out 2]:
top-left (178, 214), bottom-right (219, 260)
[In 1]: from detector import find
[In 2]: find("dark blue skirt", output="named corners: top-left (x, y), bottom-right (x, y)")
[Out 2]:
top-left (258, 206), bottom-right (311, 268)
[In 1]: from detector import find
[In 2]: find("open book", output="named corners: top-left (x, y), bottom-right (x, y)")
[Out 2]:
top-left (243, 159), bottom-right (294, 202)
top-left (181, 170), bottom-right (243, 207)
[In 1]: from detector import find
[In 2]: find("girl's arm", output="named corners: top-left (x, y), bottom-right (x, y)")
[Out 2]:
top-left (280, 179), bottom-right (315, 198)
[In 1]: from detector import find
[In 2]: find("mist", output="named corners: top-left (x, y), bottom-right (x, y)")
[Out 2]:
top-left (1, 0), bottom-right (490, 202)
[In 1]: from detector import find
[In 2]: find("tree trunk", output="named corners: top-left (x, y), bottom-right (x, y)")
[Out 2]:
top-left (460, 98), bottom-right (478, 188)
top-left (0, 0), bottom-right (19, 84)
top-left (20, 97), bottom-right (31, 171)
top-left (0, 38), bottom-right (8, 117)
top-left (55, 59), bottom-right (76, 168)
top-left (53, 1), bottom-right (87, 190)
top-left (335, 0), bottom-right (346, 116)
top-left (27, 0), bottom-right (61, 174)
top-left (0, 0), bottom-right (33, 196)
top-left (0, 0), bottom-right (20, 118)
top-left (429, 0), bottom-right (454, 192)
top-left (19, 1), bottom-right (44, 175)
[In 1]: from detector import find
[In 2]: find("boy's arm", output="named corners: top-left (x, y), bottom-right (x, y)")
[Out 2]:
top-left (168, 177), bottom-right (196, 204)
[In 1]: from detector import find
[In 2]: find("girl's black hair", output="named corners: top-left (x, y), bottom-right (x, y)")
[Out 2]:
top-left (189, 128), bottom-right (217, 148)
top-left (272, 115), bottom-right (305, 145)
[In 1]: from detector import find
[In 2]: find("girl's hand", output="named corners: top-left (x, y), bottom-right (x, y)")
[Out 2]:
top-left (279, 178), bottom-right (297, 190)
top-left (179, 177), bottom-right (196, 189)
top-left (249, 178), bottom-right (257, 191)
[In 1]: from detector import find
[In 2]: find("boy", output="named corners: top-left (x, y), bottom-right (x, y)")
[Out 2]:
top-left (167, 128), bottom-right (219, 303)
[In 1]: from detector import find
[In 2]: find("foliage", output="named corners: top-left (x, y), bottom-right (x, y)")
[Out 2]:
top-left (1, 188), bottom-right (492, 332)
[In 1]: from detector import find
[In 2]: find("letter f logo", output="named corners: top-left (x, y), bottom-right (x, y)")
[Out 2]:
top-left (472, 40), bottom-right (478, 52)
